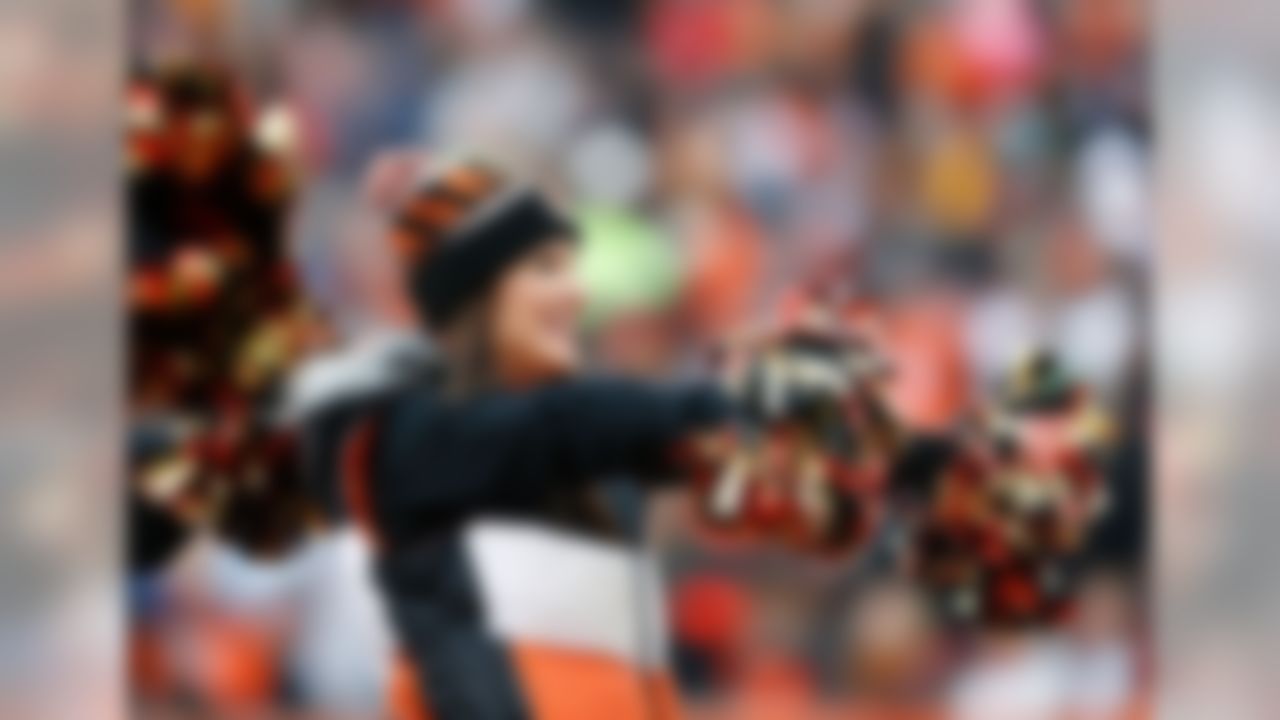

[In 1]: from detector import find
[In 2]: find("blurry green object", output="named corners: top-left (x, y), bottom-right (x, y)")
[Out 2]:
top-left (574, 205), bottom-right (683, 328)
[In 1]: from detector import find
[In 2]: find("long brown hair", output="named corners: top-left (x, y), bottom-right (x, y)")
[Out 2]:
top-left (434, 298), bottom-right (499, 398)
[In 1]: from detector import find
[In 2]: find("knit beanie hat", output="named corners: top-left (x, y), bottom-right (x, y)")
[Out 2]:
top-left (389, 160), bottom-right (575, 328)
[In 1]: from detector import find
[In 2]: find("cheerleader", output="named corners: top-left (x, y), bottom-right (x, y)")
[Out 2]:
top-left (311, 158), bottom-right (867, 720)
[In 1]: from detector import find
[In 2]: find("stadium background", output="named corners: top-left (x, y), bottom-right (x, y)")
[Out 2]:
top-left (128, 0), bottom-right (1149, 717)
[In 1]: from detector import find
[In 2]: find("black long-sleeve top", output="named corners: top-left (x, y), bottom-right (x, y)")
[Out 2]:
top-left (344, 375), bottom-right (730, 549)
top-left (304, 375), bottom-right (732, 718)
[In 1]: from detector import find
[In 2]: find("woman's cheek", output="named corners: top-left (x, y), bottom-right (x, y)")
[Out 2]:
top-left (548, 316), bottom-right (583, 371)
top-left (542, 310), bottom-right (579, 361)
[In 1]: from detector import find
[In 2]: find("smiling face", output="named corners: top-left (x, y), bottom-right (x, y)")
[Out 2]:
top-left (487, 238), bottom-right (585, 387)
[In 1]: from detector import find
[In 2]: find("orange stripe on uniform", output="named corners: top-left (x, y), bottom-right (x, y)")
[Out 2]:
top-left (511, 644), bottom-right (681, 720)
top-left (388, 654), bottom-right (434, 720)
top-left (342, 429), bottom-right (436, 720)
top-left (340, 420), bottom-right (383, 550)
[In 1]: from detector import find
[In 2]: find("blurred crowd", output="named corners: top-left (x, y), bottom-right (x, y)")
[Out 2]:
top-left (128, 0), bottom-right (1149, 717)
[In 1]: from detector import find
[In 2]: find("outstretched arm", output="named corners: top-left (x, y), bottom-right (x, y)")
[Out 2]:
top-left (532, 352), bottom-right (878, 554)
top-left (531, 376), bottom-right (733, 482)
